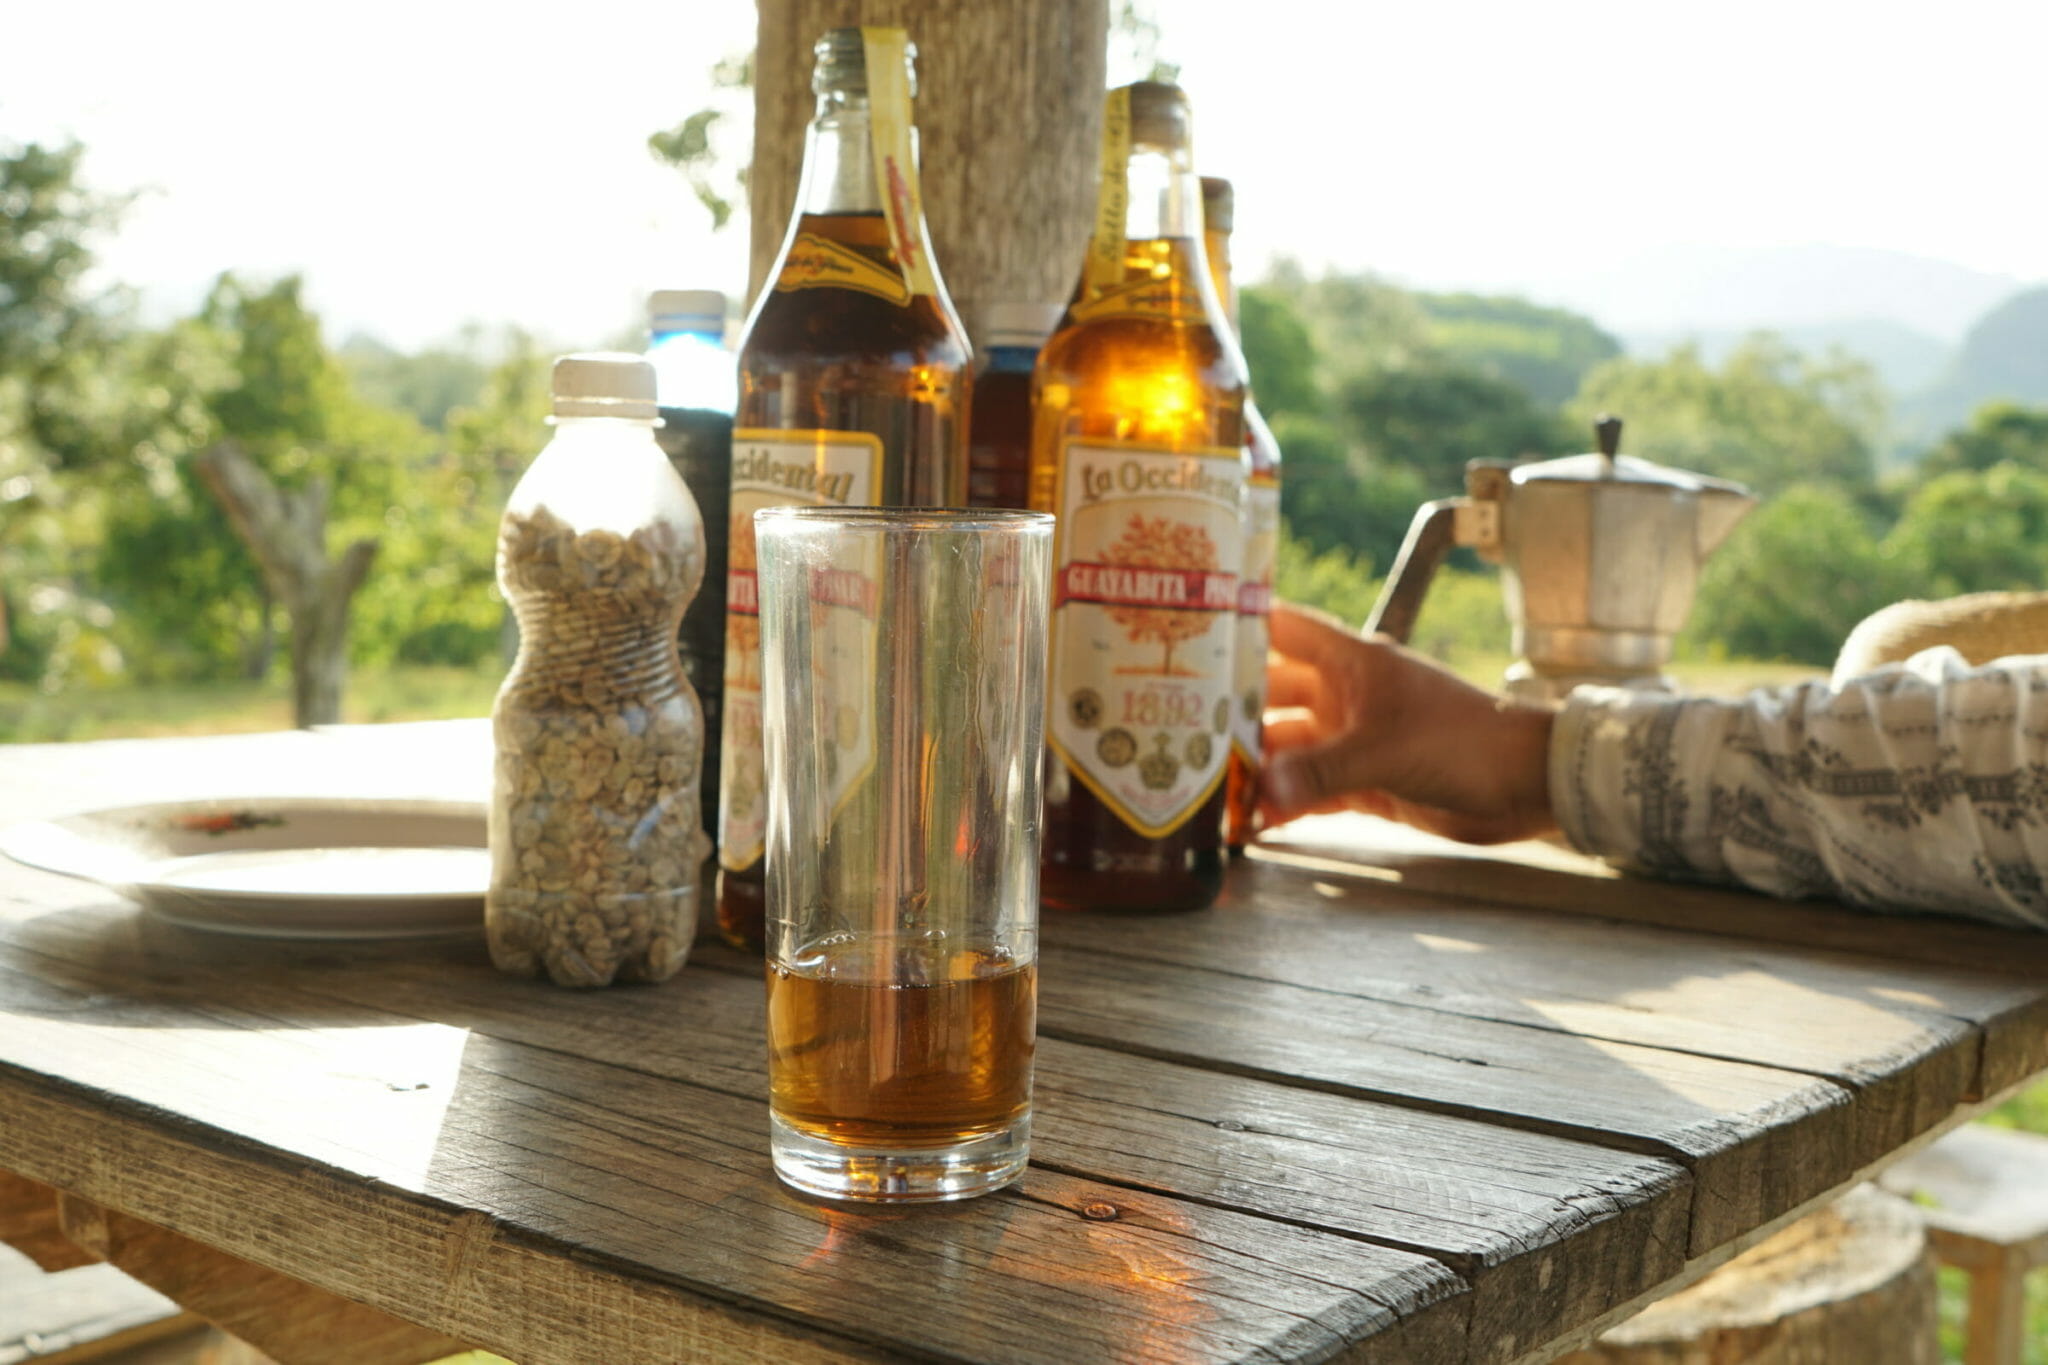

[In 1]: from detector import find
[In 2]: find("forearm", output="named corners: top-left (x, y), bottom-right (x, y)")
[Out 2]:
top-left (1549, 649), bottom-right (2048, 930)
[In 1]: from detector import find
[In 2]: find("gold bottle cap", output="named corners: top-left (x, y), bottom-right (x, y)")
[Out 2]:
top-left (1125, 80), bottom-right (1191, 150)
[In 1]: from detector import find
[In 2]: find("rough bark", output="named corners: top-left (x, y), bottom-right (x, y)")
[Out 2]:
top-left (751, 0), bottom-right (1107, 345)
top-left (194, 442), bottom-right (377, 728)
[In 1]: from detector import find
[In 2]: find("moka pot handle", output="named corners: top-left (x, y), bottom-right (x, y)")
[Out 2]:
top-left (1363, 498), bottom-right (1463, 644)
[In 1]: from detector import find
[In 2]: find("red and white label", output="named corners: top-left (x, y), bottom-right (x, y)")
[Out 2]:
top-left (718, 430), bottom-right (882, 873)
top-left (1047, 441), bottom-right (1243, 838)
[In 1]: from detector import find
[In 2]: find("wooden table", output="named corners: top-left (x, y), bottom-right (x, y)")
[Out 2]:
top-left (2, 721), bottom-right (2045, 1365)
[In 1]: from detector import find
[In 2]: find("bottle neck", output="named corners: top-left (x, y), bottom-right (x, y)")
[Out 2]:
top-left (1203, 227), bottom-right (1240, 330)
top-left (798, 90), bottom-right (881, 216)
top-left (1125, 146), bottom-right (1202, 242)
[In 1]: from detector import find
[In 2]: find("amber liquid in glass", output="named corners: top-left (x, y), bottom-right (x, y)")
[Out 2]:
top-left (718, 210), bottom-right (969, 953)
top-left (1030, 239), bottom-right (1246, 913)
top-left (768, 945), bottom-right (1036, 1148)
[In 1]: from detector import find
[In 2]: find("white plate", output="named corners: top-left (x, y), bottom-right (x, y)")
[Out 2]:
top-left (0, 798), bottom-right (490, 938)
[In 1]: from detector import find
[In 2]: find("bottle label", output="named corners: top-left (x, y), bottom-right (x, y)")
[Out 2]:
top-left (720, 430), bottom-right (884, 872)
top-left (862, 27), bottom-right (941, 299)
top-left (1069, 279), bottom-right (1185, 325)
top-left (773, 233), bottom-right (911, 306)
top-left (1232, 474), bottom-right (1281, 764)
top-left (1048, 440), bottom-right (1243, 838)
top-left (1082, 87), bottom-right (1132, 302)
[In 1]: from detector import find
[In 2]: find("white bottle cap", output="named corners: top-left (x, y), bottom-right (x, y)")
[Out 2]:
top-left (983, 303), bottom-right (1063, 350)
top-left (649, 289), bottom-right (727, 335)
top-left (551, 352), bottom-right (657, 420)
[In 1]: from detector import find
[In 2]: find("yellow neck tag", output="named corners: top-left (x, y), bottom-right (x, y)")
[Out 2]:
top-left (1082, 87), bottom-right (1132, 303)
top-left (862, 27), bottom-right (939, 299)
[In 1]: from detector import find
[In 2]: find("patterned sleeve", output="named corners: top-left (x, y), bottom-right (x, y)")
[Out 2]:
top-left (1548, 647), bottom-right (2048, 930)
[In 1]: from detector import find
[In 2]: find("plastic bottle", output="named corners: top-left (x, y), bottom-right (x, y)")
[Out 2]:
top-left (487, 353), bottom-right (708, 986)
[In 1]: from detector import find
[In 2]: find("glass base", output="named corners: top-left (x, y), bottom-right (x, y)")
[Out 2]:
top-left (769, 1112), bottom-right (1030, 1203)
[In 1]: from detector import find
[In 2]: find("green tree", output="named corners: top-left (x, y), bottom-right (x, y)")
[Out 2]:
top-left (1339, 363), bottom-right (1575, 495)
top-left (1569, 335), bottom-right (1885, 495)
top-left (1238, 286), bottom-right (1322, 420)
top-left (1686, 484), bottom-right (1904, 664)
top-left (1272, 411), bottom-right (1430, 568)
top-left (1882, 464), bottom-right (2048, 599)
top-left (1414, 292), bottom-right (1623, 407)
top-left (0, 139), bottom-right (139, 682)
top-left (1917, 402), bottom-right (2048, 479)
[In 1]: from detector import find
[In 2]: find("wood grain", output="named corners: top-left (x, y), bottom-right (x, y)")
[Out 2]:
top-left (3, 724), bottom-right (2044, 1363)
top-left (750, 0), bottom-right (1107, 342)
top-left (0, 951), bottom-right (1465, 1365)
top-left (55, 1195), bottom-right (465, 1365)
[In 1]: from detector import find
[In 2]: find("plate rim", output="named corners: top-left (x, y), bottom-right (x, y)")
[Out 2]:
top-left (0, 795), bottom-right (491, 933)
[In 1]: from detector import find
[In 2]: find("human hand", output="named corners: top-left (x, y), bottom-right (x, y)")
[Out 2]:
top-left (1259, 603), bottom-right (1559, 844)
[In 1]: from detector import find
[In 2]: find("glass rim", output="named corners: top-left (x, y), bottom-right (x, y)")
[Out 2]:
top-left (753, 507), bottom-right (1053, 533)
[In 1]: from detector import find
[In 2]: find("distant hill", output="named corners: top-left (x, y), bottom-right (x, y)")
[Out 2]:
top-left (1622, 319), bottom-right (1950, 399)
top-left (1900, 286), bottom-right (2048, 445)
top-left (1541, 243), bottom-right (2024, 344)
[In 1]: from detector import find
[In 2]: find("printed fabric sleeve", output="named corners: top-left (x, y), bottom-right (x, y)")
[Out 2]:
top-left (1547, 648), bottom-right (2048, 930)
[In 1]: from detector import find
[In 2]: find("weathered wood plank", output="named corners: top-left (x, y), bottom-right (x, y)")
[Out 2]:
top-left (1027, 940), bottom-right (1863, 1258)
top-left (56, 1194), bottom-right (466, 1365)
top-left (237, 941), bottom-right (1687, 1365)
top-left (0, 911), bottom-right (1673, 1363)
top-left (1254, 825), bottom-right (2048, 1106)
top-left (0, 955), bottom-right (1466, 1365)
top-left (1261, 814), bottom-right (2048, 981)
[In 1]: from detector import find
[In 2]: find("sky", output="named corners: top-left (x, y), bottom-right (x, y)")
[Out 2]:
top-left (6, 0), bottom-right (2046, 353)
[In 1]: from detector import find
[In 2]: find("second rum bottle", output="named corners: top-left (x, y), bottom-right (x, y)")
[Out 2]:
top-left (1200, 178), bottom-right (1284, 855)
top-left (1029, 82), bottom-right (1248, 914)
top-left (717, 26), bottom-right (972, 952)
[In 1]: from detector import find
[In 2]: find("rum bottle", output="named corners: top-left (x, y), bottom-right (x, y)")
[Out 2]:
top-left (967, 303), bottom-right (1061, 510)
top-left (717, 26), bottom-right (972, 953)
top-left (1200, 178), bottom-right (1284, 854)
top-left (1029, 82), bottom-right (1247, 913)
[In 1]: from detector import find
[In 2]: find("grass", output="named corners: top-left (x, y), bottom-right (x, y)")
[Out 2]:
top-left (0, 662), bottom-right (503, 743)
top-left (3, 656), bottom-right (2044, 1358)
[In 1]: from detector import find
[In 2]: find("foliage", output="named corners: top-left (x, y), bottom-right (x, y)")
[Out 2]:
top-left (1339, 362), bottom-right (1576, 495)
top-left (1271, 530), bottom-right (1509, 672)
top-left (1237, 287), bottom-right (1320, 419)
top-left (1917, 402), bottom-right (2048, 478)
top-left (1685, 484), bottom-right (1906, 664)
top-left (1569, 335), bottom-right (1884, 495)
top-left (1270, 411), bottom-right (1430, 568)
top-left (647, 51), bottom-right (753, 232)
top-left (339, 331), bottom-right (492, 431)
top-left (1882, 464), bottom-right (2048, 600)
top-left (1273, 529), bottom-right (1379, 625)
top-left (1413, 292), bottom-right (1622, 407)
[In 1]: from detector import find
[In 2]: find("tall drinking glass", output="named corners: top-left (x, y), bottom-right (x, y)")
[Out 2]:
top-left (755, 507), bottom-right (1052, 1202)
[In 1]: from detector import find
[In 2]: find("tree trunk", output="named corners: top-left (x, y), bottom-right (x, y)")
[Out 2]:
top-left (750, 0), bottom-right (1107, 346)
top-left (1554, 1184), bottom-right (1938, 1365)
top-left (194, 443), bottom-right (377, 729)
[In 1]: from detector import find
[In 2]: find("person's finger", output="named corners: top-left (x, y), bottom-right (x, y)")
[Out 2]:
top-left (1260, 711), bottom-right (1323, 754)
top-left (1262, 730), bottom-right (1397, 822)
top-left (1264, 657), bottom-right (1324, 710)
top-left (1268, 602), bottom-right (1371, 676)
